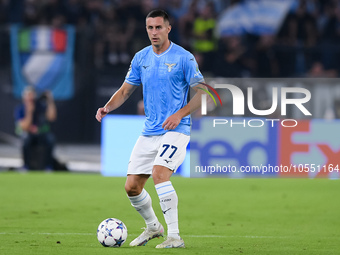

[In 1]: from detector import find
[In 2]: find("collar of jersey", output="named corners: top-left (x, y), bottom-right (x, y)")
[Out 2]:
top-left (152, 41), bottom-right (173, 58)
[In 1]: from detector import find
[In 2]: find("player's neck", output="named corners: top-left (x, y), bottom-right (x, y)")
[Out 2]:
top-left (152, 40), bottom-right (171, 55)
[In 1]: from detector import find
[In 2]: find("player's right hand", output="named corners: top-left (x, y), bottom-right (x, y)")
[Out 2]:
top-left (96, 107), bottom-right (109, 122)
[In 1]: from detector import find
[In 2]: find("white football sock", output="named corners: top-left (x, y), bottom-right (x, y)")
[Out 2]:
top-left (155, 181), bottom-right (180, 239)
top-left (128, 189), bottom-right (159, 231)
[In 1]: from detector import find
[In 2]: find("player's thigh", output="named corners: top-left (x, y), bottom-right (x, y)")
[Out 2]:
top-left (127, 135), bottom-right (159, 175)
top-left (153, 131), bottom-right (190, 172)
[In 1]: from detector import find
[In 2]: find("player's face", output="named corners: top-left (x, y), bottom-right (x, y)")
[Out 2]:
top-left (146, 17), bottom-right (171, 50)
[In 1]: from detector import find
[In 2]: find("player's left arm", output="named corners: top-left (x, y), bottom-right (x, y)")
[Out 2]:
top-left (162, 83), bottom-right (207, 130)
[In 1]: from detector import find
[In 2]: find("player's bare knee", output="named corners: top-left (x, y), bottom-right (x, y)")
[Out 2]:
top-left (124, 182), bottom-right (142, 196)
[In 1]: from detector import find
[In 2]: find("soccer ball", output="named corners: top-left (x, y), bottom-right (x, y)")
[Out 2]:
top-left (97, 218), bottom-right (128, 247)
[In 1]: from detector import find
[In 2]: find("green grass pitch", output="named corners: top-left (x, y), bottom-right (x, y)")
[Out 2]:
top-left (0, 172), bottom-right (339, 255)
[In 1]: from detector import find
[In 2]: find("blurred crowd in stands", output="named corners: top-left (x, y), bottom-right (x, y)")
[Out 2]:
top-left (1, 0), bottom-right (340, 78)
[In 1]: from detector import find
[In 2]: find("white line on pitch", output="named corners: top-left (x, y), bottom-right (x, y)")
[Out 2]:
top-left (0, 233), bottom-right (287, 238)
top-left (0, 233), bottom-right (93, 236)
top-left (184, 235), bottom-right (288, 238)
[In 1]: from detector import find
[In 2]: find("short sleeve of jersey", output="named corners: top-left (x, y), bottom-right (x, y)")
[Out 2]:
top-left (124, 54), bottom-right (141, 86)
top-left (184, 53), bottom-right (204, 87)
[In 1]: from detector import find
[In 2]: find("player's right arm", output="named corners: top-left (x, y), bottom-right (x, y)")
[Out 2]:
top-left (96, 82), bottom-right (137, 122)
top-left (96, 50), bottom-right (142, 122)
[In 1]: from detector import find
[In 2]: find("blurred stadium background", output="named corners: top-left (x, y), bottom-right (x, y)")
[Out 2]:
top-left (1, 0), bottom-right (340, 173)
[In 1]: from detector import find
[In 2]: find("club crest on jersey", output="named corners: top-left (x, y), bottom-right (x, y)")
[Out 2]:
top-left (165, 63), bottom-right (176, 72)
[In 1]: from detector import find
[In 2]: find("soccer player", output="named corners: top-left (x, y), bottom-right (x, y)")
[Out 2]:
top-left (96, 9), bottom-right (205, 248)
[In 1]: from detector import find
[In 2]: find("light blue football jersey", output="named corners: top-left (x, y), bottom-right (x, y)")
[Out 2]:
top-left (125, 42), bottom-right (204, 136)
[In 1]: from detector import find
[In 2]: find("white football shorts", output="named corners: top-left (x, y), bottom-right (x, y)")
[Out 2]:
top-left (127, 131), bottom-right (190, 175)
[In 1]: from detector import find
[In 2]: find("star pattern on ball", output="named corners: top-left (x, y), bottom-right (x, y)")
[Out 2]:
top-left (114, 236), bottom-right (124, 246)
top-left (106, 228), bottom-right (114, 237)
top-left (101, 240), bottom-right (109, 247)
top-left (97, 218), bottom-right (127, 247)
top-left (116, 222), bottom-right (124, 230)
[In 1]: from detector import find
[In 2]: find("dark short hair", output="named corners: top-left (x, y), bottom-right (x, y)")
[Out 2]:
top-left (146, 9), bottom-right (170, 24)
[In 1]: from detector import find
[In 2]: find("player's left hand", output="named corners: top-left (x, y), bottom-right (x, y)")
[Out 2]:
top-left (162, 113), bottom-right (181, 130)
